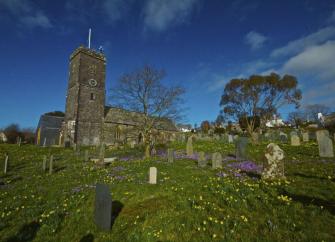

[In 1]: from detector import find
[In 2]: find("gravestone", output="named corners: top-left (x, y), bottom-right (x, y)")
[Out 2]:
top-left (316, 131), bottom-right (334, 158)
top-left (149, 167), bottom-right (157, 184)
top-left (84, 150), bottom-right (89, 162)
top-left (212, 152), bottom-right (222, 169)
top-left (17, 137), bottom-right (21, 147)
top-left (167, 148), bottom-right (174, 163)
top-left (228, 135), bottom-right (233, 143)
top-left (186, 136), bottom-right (193, 156)
top-left (290, 135), bottom-right (300, 146)
top-left (42, 155), bottom-right (47, 171)
top-left (302, 132), bottom-right (309, 142)
top-left (316, 130), bottom-right (329, 143)
top-left (197, 151), bottom-right (207, 167)
top-left (262, 143), bottom-right (285, 179)
top-left (235, 137), bottom-right (248, 160)
top-left (4, 155), bottom-right (8, 174)
top-left (94, 184), bottom-right (112, 230)
top-left (279, 132), bottom-right (288, 143)
top-left (49, 155), bottom-right (53, 174)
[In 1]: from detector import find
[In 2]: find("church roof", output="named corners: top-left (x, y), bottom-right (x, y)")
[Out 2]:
top-left (104, 106), bottom-right (178, 132)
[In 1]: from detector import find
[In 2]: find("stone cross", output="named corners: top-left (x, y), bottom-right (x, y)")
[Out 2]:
top-left (316, 131), bottom-right (334, 158)
top-left (197, 151), bottom-right (207, 167)
top-left (302, 132), bottom-right (309, 142)
top-left (42, 155), bottom-right (47, 171)
top-left (167, 148), bottom-right (174, 163)
top-left (235, 137), bottom-right (248, 160)
top-left (4, 155), bottom-right (8, 174)
top-left (49, 155), bottom-right (54, 174)
top-left (84, 150), bottom-right (89, 162)
top-left (186, 136), bottom-right (193, 157)
top-left (262, 143), bottom-right (285, 179)
top-left (149, 167), bottom-right (157, 184)
top-left (290, 135), bottom-right (300, 146)
top-left (94, 184), bottom-right (112, 230)
top-left (212, 152), bottom-right (222, 169)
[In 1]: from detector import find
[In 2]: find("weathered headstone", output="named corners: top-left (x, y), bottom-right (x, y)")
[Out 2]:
top-left (316, 131), bottom-right (334, 158)
top-left (235, 137), bottom-right (248, 160)
top-left (302, 132), bottom-right (309, 142)
top-left (4, 155), bottom-right (8, 174)
top-left (262, 143), bottom-right (285, 179)
top-left (149, 167), bottom-right (157, 184)
top-left (49, 155), bottom-right (53, 174)
top-left (316, 130), bottom-right (329, 143)
top-left (94, 184), bottom-right (112, 230)
top-left (167, 148), bottom-right (174, 163)
top-left (42, 155), bottom-right (47, 171)
top-left (197, 151), bottom-right (207, 167)
top-left (212, 152), bottom-right (222, 169)
top-left (228, 135), bottom-right (233, 143)
top-left (84, 150), bottom-right (89, 162)
top-left (290, 135), bottom-right (300, 146)
top-left (279, 132), bottom-right (288, 143)
top-left (186, 136), bottom-right (193, 156)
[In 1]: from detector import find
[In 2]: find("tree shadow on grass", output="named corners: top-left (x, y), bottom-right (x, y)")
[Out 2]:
top-left (5, 221), bottom-right (40, 242)
top-left (80, 233), bottom-right (94, 242)
top-left (283, 191), bottom-right (335, 215)
top-left (292, 172), bottom-right (329, 181)
top-left (111, 200), bottom-right (124, 229)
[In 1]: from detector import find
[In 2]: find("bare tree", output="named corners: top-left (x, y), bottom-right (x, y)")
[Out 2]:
top-left (110, 65), bottom-right (185, 157)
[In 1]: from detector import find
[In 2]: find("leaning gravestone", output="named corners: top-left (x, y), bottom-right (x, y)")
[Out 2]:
top-left (235, 137), bottom-right (248, 160)
top-left (212, 152), bottom-right (222, 169)
top-left (290, 135), bottom-right (300, 146)
top-left (302, 132), bottom-right (309, 142)
top-left (316, 131), bottom-right (334, 158)
top-left (198, 151), bottom-right (207, 167)
top-left (94, 184), bottom-right (112, 230)
top-left (186, 136), bottom-right (193, 157)
top-left (262, 143), bottom-right (285, 179)
top-left (167, 148), bottom-right (174, 163)
top-left (149, 167), bottom-right (157, 184)
top-left (49, 155), bottom-right (54, 174)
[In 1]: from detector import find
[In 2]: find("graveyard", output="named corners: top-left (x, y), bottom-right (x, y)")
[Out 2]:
top-left (1, 134), bottom-right (335, 241)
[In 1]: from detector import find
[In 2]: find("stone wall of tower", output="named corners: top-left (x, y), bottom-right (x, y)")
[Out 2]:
top-left (63, 46), bottom-right (106, 146)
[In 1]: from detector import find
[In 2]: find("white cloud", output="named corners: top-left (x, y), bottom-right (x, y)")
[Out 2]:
top-left (0, 0), bottom-right (52, 29)
top-left (102, 0), bottom-right (131, 23)
top-left (271, 26), bottom-right (335, 58)
top-left (143, 0), bottom-right (199, 32)
top-left (282, 40), bottom-right (335, 80)
top-left (245, 31), bottom-right (267, 50)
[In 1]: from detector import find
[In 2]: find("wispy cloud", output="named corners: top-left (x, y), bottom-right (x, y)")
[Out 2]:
top-left (102, 0), bottom-right (132, 23)
top-left (143, 0), bottom-right (200, 32)
top-left (328, 9), bottom-right (335, 23)
top-left (270, 26), bottom-right (335, 58)
top-left (245, 31), bottom-right (267, 50)
top-left (0, 0), bottom-right (52, 29)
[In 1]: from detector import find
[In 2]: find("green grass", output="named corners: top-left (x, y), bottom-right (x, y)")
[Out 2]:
top-left (0, 141), bottom-right (334, 242)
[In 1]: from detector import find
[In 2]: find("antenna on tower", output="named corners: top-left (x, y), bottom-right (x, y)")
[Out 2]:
top-left (88, 28), bottom-right (91, 49)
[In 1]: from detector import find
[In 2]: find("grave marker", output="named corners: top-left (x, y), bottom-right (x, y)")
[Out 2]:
top-left (186, 136), bottom-right (193, 156)
top-left (149, 167), bottom-right (157, 184)
top-left (262, 143), bottom-right (285, 179)
top-left (167, 148), bottom-right (174, 163)
top-left (302, 132), bottom-right (309, 142)
top-left (290, 135), bottom-right (300, 146)
top-left (94, 184), bottom-right (112, 230)
top-left (198, 151), bottom-right (207, 167)
top-left (235, 137), bottom-right (248, 160)
top-left (212, 152), bottom-right (222, 169)
top-left (316, 131), bottom-right (334, 158)
top-left (42, 155), bottom-right (47, 171)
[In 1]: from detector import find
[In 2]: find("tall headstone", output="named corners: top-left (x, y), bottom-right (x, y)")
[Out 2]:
top-left (316, 131), bottom-right (334, 158)
top-left (149, 167), bottom-right (157, 184)
top-left (197, 151), bottom-right (207, 167)
top-left (42, 155), bottom-right (47, 171)
top-left (235, 137), bottom-right (248, 160)
top-left (290, 135), bottom-right (300, 146)
top-left (212, 152), bottom-right (222, 169)
top-left (262, 143), bottom-right (285, 179)
top-left (49, 155), bottom-right (54, 174)
top-left (4, 155), bottom-right (8, 174)
top-left (94, 184), bottom-right (112, 230)
top-left (302, 132), bottom-right (309, 142)
top-left (186, 136), bottom-right (193, 157)
top-left (167, 148), bottom-right (174, 163)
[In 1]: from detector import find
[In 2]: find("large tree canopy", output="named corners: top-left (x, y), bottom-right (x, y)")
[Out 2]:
top-left (220, 73), bottom-right (302, 138)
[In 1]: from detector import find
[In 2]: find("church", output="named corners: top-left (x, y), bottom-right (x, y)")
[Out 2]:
top-left (36, 45), bottom-right (178, 147)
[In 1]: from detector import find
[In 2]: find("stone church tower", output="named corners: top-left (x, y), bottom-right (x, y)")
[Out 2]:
top-left (62, 46), bottom-right (106, 146)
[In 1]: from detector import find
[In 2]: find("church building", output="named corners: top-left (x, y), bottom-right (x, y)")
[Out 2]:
top-left (36, 45), bottom-right (178, 146)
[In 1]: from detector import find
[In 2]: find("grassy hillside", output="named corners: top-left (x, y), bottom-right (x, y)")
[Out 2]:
top-left (0, 141), bottom-right (334, 242)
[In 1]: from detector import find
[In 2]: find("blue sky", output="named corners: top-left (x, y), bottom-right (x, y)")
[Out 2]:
top-left (0, 0), bottom-right (335, 129)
